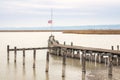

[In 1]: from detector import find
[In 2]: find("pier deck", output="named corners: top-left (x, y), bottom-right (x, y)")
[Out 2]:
top-left (53, 44), bottom-right (120, 55)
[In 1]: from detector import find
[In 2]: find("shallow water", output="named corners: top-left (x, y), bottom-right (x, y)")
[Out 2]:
top-left (0, 32), bottom-right (120, 80)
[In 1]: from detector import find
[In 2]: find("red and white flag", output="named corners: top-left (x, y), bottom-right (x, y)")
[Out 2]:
top-left (48, 20), bottom-right (52, 24)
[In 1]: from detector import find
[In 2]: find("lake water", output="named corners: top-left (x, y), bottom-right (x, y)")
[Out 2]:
top-left (0, 32), bottom-right (120, 80)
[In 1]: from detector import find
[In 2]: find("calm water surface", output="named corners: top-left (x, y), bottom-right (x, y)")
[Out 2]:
top-left (0, 32), bottom-right (120, 80)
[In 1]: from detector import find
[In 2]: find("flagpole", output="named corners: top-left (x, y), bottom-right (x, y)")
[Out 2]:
top-left (51, 9), bottom-right (53, 35)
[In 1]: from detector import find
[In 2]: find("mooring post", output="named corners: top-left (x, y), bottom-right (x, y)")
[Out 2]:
top-left (117, 45), bottom-right (119, 50)
top-left (71, 42), bottom-right (74, 58)
top-left (89, 51), bottom-right (92, 62)
top-left (57, 48), bottom-right (60, 56)
top-left (23, 48), bottom-right (25, 66)
top-left (116, 55), bottom-right (119, 66)
top-left (111, 46), bottom-right (114, 50)
top-left (98, 54), bottom-right (102, 63)
top-left (46, 52), bottom-right (49, 72)
top-left (71, 42), bottom-right (73, 46)
top-left (71, 49), bottom-right (74, 58)
top-left (7, 45), bottom-right (10, 61)
top-left (64, 41), bottom-right (66, 45)
top-left (62, 52), bottom-right (66, 77)
top-left (33, 49), bottom-right (36, 68)
top-left (108, 54), bottom-right (112, 76)
top-left (14, 47), bottom-right (17, 63)
top-left (82, 50), bottom-right (86, 73)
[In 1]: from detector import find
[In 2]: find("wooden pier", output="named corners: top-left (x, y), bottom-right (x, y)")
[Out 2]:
top-left (7, 35), bottom-right (120, 77)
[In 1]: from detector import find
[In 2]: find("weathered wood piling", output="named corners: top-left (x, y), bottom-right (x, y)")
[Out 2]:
top-left (111, 46), bottom-right (114, 50)
top-left (62, 50), bottom-right (66, 77)
top-left (46, 52), bottom-right (49, 72)
top-left (33, 49), bottom-right (36, 68)
top-left (14, 47), bottom-right (17, 63)
top-left (23, 48), bottom-right (25, 66)
top-left (108, 54), bottom-right (113, 75)
top-left (117, 45), bottom-right (119, 50)
top-left (82, 51), bottom-right (86, 73)
top-left (7, 45), bottom-right (9, 62)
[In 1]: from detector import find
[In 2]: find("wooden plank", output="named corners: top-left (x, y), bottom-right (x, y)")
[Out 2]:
top-left (53, 44), bottom-right (120, 55)
top-left (9, 47), bottom-right (52, 51)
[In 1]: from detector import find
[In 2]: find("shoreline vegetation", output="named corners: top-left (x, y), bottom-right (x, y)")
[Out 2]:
top-left (0, 30), bottom-right (120, 34)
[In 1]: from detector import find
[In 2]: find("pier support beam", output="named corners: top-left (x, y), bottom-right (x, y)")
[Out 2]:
top-left (98, 54), bottom-right (102, 63)
top-left (46, 52), bottom-right (49, 72)
top-left (7, 45), bottom-right (10, 62)
top-left (56, 48), bottom-right (60, 56)
top-left (14, 47), bottom-right (17, 63)
top-left (62, 54), bottom-right (66, 77)
top-left (71, 49), bottom-right (74, 58)
top-left (71, 42), bottom-right (73, 46)
top-left (33, 49), bottom-right (36, 68)
top-left (117, 45), bottom-right (119, 50)
top-left (82, 51), bottom-right (86, 73)
top-left (23, 48), bottom-right (25, 66)
top-left (116, 56), bottom-right (119, 66)
top-left (89, 51), bottom-right (92, 62)
top-left (111, 46), bottom-right (114, 50)
top-left (71, 42), bottom-right (74, 58)
top-left (108, 54), bottom-right (113, 76)
top-left (62, 49), bottom-right (66, 77)
top-left (64, 41), bottom-right (66, 45)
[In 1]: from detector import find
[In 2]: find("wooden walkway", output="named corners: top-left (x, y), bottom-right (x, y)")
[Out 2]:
top-left (9, 47), bottom-right (51, 51)
top-left (53, 43), bottom-right (120, 55)
top-left (7, 35), bottom-right (120, 77)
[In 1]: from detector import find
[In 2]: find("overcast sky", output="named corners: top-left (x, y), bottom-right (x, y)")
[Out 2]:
top-left (0, 0), bottom-right (120, 27)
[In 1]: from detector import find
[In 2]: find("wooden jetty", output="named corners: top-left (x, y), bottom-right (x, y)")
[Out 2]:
top-left (48, 35), bottom-right (120, 76)
top-left (7, 35), bottom-right (120, 77)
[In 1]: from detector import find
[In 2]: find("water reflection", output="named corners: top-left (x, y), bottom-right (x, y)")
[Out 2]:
top-left (23, 66), bottom-right (26, 80)
top-left (62, 77), bottom-right (65, 80)
top-left (82, 72), bottom-right (86, 80)
top-left (46, 73), bottom-right (49, 80)
top-left (108, 75), bottom-right (112, 80)
top-left (33, 68), bottom-right (36, 80)
top-left (14, 63), bottom-right (17, 80)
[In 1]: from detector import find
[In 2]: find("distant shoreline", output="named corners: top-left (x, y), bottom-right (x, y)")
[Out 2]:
top-left (63, 30), bottom-right (120, 34)
top-left (0, 30), bottom-right (62, 32)
top-left (0, 30), bottom-right (120, 34)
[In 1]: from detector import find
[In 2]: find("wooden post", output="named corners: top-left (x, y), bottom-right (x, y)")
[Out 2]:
top-left (89, 51), bottom-right (92, 62)
top-left (117, 45), bottom-right (119, 50)
top-left (33, 49), bottom-right (36, 68)
top-left (95, 53), bottom-right (97, 66)
top-left (71, 42), bottom-right (73, 46)
top-left (62, 52), bottom-right (66, 77)
top-left (71, 42), bottom-right (74, 58)
top-left (117, 56), bottom-right (119, 66)
top-left (71, 49), bottom-right (74, 58)
top-left (82, 72), bottom-right (86, 80)
top-left (99, 54), bottom-right (102, 63)
top-left (111, 46), bottom-right (114, 50)
top-left (57, 48), bottom-right (59, 56)
top-left (60, 48), bottom-right (63, 56)
top-left (46, 52), bottom-right (49, 72)
top-left (23, 48), bottom-right (25, 66)
top-left (108, 54), bottom-right (112, 76)
top-left (82, 51), bottom-right (86, 73)
top-left (64, 41), bottom-right (66, 45)
top-left (14, 47), bottom-right (17, 63)
top-left (7, 45), bottom-right (10, 61)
